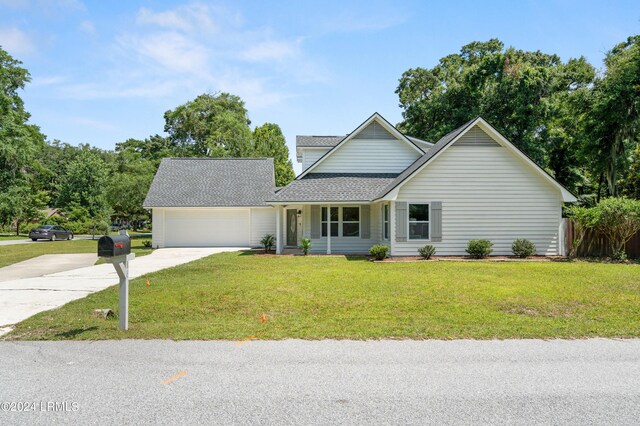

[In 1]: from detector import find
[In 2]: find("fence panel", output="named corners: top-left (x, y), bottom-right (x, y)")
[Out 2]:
top-left (564, 220), bottom-right (640, 259)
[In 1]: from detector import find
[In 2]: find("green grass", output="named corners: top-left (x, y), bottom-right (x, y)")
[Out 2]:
top-left (0, 234), bottom-right (28, 240)
top-left (0, 239), bottom-right (153, 269)
top-left (5, 252), bottom-right (640, 340)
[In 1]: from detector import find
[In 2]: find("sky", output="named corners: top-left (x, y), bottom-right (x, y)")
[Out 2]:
top-left (1, 0), bottom-right (639, 174)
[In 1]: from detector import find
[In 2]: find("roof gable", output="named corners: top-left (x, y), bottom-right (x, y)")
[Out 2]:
top-left (376, 117), bottom-right (577, 202)
top-left (143, 158), bottom-right (276, 208)
top-left (297, 113), bottom-right (424, 178)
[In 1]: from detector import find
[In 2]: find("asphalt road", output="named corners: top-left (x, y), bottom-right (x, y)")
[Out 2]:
top-left (0, 235), bottom-right (97, 246)
top-left (1, 339), bottom-right (639, 425)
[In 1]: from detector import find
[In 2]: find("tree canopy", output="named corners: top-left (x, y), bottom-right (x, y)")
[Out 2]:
top-left (0, 47), bottom-right (46, 234)
top-left (396, 39), bottom-right (596, 190)
top-left (164, 92), bottom-right (254, 157)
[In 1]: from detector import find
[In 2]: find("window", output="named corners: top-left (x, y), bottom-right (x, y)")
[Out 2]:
top-left (342, 207), bottom-right (360, 237)
top-left (408, 203), bottom-right (429, 240)
top-left (321, 207), bottom-right (338, 237)
top-left (383, 204), bottom-right (389, 240)
top-left (321, 206), bottom-right (360, 237)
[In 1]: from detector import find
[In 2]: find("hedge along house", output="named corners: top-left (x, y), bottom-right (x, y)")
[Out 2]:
top-left (144, 113), bottom-right (576, 255)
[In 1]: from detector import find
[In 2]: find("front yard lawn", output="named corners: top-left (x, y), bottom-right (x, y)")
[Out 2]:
top-left (5, 251), bottom-right (640, 340)
top-left (0, 239), bottom-right (153, 269)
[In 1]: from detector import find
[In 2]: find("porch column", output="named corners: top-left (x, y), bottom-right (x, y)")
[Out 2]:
top-left (389, 201), bottom-right (395, 256)
top-left (326, 204), bottom-right (331, 255)
top-left (276, 205), bottom-right (283, 254)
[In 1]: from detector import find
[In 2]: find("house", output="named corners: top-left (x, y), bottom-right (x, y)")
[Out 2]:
top-left (144, 113), bottom-right (576, 256)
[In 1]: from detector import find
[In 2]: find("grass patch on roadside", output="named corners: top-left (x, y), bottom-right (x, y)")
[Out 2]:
top-left (0, 239), bottom-right (153, 269)
top-left (0, 234), bottom-right (28, 241)
top-left (5, 251), bottom-right (640, 340)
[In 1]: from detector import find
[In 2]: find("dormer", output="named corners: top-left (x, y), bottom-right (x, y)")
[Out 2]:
top-left (297, 113), bottom-right (433, 177)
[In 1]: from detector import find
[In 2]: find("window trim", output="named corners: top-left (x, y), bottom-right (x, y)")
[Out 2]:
top-left (320, 205), bottom-right (361, 238)
top-left (341, 206), bottom-right (360, 238)
top-left (407, 202), bottom-right (431, 241)
top-left (382, 203), bottom-right (389, 240)
top-left (321, 206), bottom-right (339, 238)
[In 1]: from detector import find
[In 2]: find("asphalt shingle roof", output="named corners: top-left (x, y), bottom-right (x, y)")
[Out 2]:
top-left (143, 158), bottom-right (275, 207)
top-left (296, 135), bottom-right (345, 148)
top-left (269, 173), bottom-right (399, 202)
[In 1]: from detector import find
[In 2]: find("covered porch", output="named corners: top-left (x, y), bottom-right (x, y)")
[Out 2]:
top-left (272, 201), bottom-right (391, 255)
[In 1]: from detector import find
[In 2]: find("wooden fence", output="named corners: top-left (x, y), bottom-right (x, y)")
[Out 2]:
top-left (564, 219), bottom-right (640, 259)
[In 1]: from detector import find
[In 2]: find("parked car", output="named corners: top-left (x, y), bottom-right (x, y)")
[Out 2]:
top-left (29, 225), bottom-right (74, 241)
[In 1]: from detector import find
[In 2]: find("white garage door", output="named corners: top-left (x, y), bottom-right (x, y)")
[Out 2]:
top-left (164, 209), bottom-right (251, 247)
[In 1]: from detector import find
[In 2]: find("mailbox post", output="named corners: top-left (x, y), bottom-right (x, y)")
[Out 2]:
top-left (97, 230), bottom-right (135, 330)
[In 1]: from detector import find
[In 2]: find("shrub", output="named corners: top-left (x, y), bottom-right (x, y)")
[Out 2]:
top-left (142, 240), bottom-right (153, 249)
top-left (511, 239), bottom-right (536, 258)
top-left (369, 244), bottom-right (389, 260)
top-left (300, 238), bottom-right (311, 255)
top-left (567, 197), bottom-right (640, 258)
top-left (594, 197), bottom-right (640, 256)
top-left (417, 244), bottom-right (436, 259)
top-left (466, 239), bottom-right (493, 258)
top-left (260, 234), bottom-right (275, 253)
top-left (611, 249), bottom-right (628, 262)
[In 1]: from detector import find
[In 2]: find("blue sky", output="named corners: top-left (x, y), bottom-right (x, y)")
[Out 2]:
top-left (1, 0), bottom-right (639, 173)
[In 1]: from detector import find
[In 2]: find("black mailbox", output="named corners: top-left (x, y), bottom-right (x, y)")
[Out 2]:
top-left (98, 235), bottom-right (131, 257)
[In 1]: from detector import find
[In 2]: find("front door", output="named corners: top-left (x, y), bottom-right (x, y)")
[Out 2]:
top-left (286, 209), bottom-right (297, 246)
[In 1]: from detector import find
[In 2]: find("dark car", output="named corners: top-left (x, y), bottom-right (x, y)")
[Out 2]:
top-left (29, 225), bottom-right (74, 241)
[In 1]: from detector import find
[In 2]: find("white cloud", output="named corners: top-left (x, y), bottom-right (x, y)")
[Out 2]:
top-left (0, 27), bottom-right (35, 55)
top-left (120, 31), bottom-right (209, 75)
top-left (54, 1), bottom-right (326, 111)
top-left (69, 116), bottom-right (115, 131)
top-left (136, 3), bottom-right (215, 33)
top-left (241, 39), bottom-right (300, 62)
top-left (31, 75), bottom-right (66, 87)
top-left (0, 0), bottom-right (85, 12)
top-left (79, 20), bottom-right (95, 35)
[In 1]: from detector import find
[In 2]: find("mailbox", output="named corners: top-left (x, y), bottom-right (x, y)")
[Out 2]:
top-left (98, 235), bottom-right (131, 257)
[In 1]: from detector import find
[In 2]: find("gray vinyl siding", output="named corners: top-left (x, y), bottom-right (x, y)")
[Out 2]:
top-left (250, 208), bottom-right (277, 246)
top-left (452, 126), bottom-right (501, 147)
top-left (393, 127), bottom-right (563, 256)
top-left (302, 205), bottom-right (380, 253)
top-left (301, 148), bottom-right (331, 171)
top-left (353, 122), bottom-right (395, 139)
top-left (312, 137), bottom-right (420, 174)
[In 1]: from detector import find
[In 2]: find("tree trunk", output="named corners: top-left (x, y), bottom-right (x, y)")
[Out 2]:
top-left (16, 221), bottom-right (20, 236)
top-left (597, 172), bottom-right (604, 203)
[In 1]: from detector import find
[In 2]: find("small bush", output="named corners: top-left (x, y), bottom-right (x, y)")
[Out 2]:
top-left (300, 238), bottom-right (311, 255)
top-left (142, 240), bottom-right (153, 249)
top-left (466, 239), bottom-right (493, 259)
top-left (511, 238), bottom-right (536, 258)
top-left (260, 234), bottom-right (275, 253)
top-left (369, 244), bottom-right (389, 260)
top-left (417, 244), bottom-right (436, 260)
top-left (611, 249), bottom-right (628, 262)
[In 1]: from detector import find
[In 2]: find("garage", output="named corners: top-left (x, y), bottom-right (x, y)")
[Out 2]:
top-left (144, 158), bottom-right (277, 249)
top-left (163, 209), bottom-right (251, 247)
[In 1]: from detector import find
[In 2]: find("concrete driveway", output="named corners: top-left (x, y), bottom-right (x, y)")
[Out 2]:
top-left (0, 339), bottom-right (639, 424)
top-left (0, 247), bottom-right (245, 333)
top-left (0, 235), bottom-right (101, 246)
top-left (0, 254), bottom-right (98, 282)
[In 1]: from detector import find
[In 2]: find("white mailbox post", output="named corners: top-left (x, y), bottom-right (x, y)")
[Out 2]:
top-left (104, 252), bottom-right (135, 330)
top-left (98, 230), bottom-right (135, 331)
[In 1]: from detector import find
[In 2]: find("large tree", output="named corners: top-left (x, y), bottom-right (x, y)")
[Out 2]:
top-left (56, 148), bottom-right (111, 221)
top-left (396, 39), bottom-right (595, 187)
top-left (164, 92), bottom-right (253, 157)
top-left (252, 123), bottom-right (295, 186)
top-left (0, 47), bottom-right (46, 233)
top-left (582, 35), bottom-right (640, 197)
